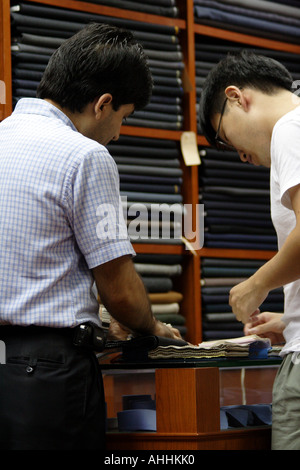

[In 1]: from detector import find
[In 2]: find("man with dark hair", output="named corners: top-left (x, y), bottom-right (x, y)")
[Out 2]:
top-left (199, 50), bottom-right (300, 450)
top-left (0, 23), bottom-right (180, 450)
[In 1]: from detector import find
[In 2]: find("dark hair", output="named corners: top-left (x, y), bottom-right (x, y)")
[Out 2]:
top-left (199, 50), bottom-right (293, 147)
top-left (36, 22), bottom-right (153, 112)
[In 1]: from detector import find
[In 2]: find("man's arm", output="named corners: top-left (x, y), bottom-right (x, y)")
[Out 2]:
top-left (92, 254), bottom-right (181, 339)
top-left (229, 183), bottom-right (300, 324)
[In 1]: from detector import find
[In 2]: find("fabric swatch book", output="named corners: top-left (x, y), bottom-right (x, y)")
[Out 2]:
top-left (101, 334), bottom-right (278, 362)
top-left (147, 335), bottom-right (272, 360)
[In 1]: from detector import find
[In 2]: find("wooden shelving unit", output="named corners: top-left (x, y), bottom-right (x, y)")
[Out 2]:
top-left (0, 0), bottom-right (299, 346)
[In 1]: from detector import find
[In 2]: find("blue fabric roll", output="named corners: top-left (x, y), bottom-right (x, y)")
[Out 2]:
top-left (117, 409), bottom-right (156, 431)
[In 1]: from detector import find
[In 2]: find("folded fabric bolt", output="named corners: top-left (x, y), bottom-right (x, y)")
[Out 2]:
top-left (151, 302), bottom-right (180, 315)
top-left (220, 404), bottom-right (272, 429)
top-left (142, 276), bottom-right (173, 293)
top-left (118, 392), bottom-right (157, 432)
top-left (154, 313), bottom-right (185, 325)
top-left (134, 263), bottom-right (182, 277)
top-left (148, 291), bottom-right (183, 304)
top-left (117, 409), bottom-right (157, 431)
top-left (122, 394), bottom-right (155, 410)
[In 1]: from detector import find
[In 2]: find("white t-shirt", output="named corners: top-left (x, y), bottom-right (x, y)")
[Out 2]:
top-left (270, 105), bottom-right (300, 356)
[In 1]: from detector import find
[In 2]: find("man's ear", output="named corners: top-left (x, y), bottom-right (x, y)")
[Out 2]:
top-left (94, 94), bottom-right (113, 119)
top-left (225, 86), bottom-right (249, 111)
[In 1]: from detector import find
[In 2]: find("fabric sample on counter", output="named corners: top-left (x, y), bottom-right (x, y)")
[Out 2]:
top-left (147, 335), bottom-right (271, 359)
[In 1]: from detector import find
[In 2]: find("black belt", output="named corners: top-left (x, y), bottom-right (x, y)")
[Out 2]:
top-left (0, 322), bottom-right (108, 352)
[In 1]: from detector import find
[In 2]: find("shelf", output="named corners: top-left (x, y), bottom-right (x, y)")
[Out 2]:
top-left (121, 125), bottom-right (183, 141)
top-left (132, 243), bottom-right (185, 255)
top-left (26, 0), bottom-right (186, 29)
top-left (198, 247), bottom-right (277, 260)
top-left (194, 24), bottom-right (300, 55)
top-left (197, 135), bottom-right (209, 147)
top-left (0, 0), bottom-right (12, 120)
top-left (106, 427), bottom-right (271, 450)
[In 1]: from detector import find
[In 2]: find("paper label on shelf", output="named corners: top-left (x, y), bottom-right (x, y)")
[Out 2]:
top-left (180, 131), bottom-right (201, 166)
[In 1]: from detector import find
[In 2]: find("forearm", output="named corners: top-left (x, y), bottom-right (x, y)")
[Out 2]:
top-left (93, 255), bottom-right (182, 339)
top-left (101, 271), bottom-right (156, 335)
top-left (230, 225), bottom-right (300, 323)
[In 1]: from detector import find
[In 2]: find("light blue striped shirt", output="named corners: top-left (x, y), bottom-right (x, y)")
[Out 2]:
top-left (0, 98), bottom-right (135, 327)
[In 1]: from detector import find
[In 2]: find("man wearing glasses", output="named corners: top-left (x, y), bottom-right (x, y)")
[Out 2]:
top-left (199, 50), bottom-right (300, 450)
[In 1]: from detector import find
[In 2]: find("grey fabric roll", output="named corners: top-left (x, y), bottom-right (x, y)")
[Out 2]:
top-left (118, 164), bottom-right (182, 177)
top-left (121, 191), bottom-right (182, 203)
top-left (134, 263), bottom-right (182, 276)
top-left (74, 0), bottom-right (179, 18)
top-left (212, 0), bottom-right (300, 20)
top-left (195, 0), bottom-right (300, 27)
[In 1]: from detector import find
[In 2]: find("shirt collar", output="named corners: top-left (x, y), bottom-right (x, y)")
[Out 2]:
top-left (13, 98), bottom-right (78, 133)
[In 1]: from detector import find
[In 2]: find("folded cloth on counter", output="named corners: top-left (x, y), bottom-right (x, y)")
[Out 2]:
top-left (103, 334), bottom-right (188, 362)
top-left (148, 335), bottom-right (271, 360)
top-left (101, 335), bottom-right (273, 362)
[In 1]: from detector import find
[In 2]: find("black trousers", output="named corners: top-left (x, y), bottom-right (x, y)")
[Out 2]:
top-left (0, 325), bottom-right (106, 450)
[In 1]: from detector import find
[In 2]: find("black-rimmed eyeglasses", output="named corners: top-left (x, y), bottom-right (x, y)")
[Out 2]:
top-left (214, 98), bottom-right (236, 152)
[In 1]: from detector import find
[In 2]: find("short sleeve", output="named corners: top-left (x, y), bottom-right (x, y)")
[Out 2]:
top-left (66, 148), bottom-right (135, 269)
top-left (272, 118), bottom-right (300, 210)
